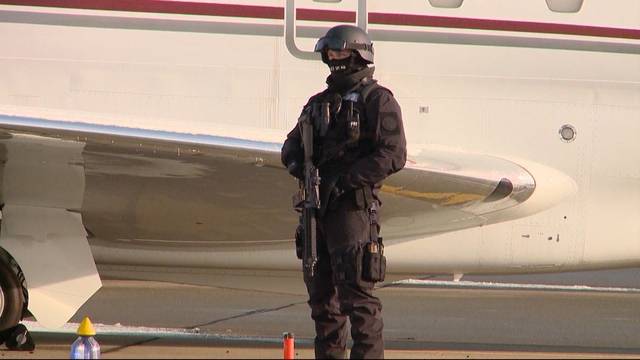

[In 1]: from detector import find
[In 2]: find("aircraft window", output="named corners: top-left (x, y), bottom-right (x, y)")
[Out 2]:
top-left (545, 0), bottom-right (583, 13)
top-left (559, 124), bottom-right (577, 142)
top-left (428, 0), bottom-right (464, 9)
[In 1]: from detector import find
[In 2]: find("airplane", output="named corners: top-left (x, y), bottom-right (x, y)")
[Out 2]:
top-left (0, 0), bottom-right (638, 342)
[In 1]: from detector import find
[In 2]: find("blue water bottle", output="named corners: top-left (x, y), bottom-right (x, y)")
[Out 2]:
top-left (70, 317), bottom-right (100, 359)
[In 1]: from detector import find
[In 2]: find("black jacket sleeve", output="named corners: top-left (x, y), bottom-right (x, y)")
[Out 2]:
top-left (281, 92), bottom-right (325, 170)
top-left (281, 124), bottom-right (302, 168)
top-left (341, 89), bottom-right (407, 189)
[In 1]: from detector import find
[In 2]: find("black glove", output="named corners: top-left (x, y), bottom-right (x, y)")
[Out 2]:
top-left (287, 161), bottom-right (304, 180)
top-left (337, 175), bottom-right (352, 193)
top-left (330, 175), bottom-right (351, 201)
top-left (332, 183), bottom-right (346, 200)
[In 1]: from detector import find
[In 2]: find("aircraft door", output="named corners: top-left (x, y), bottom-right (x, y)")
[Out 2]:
top-left (284, 0), bottom-right (368, 60)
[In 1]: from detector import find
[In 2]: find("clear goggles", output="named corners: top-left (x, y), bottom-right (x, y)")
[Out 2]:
top-left (314, 37), bottom-right (371, 52)
top-left (314, 37), bottom-right (347, 52)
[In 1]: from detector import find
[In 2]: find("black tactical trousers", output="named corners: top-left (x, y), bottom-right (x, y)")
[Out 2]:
top-left (304, 194), bottom-right (384, 359)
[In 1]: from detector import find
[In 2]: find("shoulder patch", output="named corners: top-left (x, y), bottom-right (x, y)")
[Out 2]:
top-left (380, 112), bottom-right (400, 134)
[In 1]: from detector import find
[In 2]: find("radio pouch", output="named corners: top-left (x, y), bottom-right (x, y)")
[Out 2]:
top-left (362, 200), bottom-right (386, 282)
top-left (363, 239), bottom-right (386, 282)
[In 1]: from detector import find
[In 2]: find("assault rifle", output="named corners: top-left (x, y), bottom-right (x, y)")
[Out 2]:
top-left (294, 102), bottom-right (330, 278)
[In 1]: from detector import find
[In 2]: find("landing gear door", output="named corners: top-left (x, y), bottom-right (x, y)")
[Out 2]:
top-left (1, 206), bottom-right (101, 329)
top-left (0, 134), bottom-right (101, 329)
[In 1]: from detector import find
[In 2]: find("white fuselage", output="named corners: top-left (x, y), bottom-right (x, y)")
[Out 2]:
top-left (1, 0), bottom-right (639, 275)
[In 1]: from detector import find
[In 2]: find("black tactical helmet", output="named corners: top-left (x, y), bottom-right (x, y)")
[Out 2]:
top-left (314, 25), bottom-right (374, 64)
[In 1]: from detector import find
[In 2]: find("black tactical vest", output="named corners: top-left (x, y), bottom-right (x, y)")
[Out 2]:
top-left (313, 80), bottom-right (386, 178)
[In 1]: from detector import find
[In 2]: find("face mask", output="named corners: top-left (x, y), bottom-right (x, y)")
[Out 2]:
top-left (327, 57), bottom-right (353, 75)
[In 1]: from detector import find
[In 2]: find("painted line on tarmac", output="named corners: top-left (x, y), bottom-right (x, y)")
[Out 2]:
top-left (22, 320), bottom-right (313, 346)
top-left (393, 279), bottom-right (640, 293)
top-left (24, 320), bottom-right (200, 337)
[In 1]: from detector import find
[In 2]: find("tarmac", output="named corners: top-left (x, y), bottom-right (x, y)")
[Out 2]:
top-left (3, 265), bottom-right (640, 358)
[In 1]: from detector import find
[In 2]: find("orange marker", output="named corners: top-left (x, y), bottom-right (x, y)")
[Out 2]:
top-left (283, 332), bottom-right (295, 360)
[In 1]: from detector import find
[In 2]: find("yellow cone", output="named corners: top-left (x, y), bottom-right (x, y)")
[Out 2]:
top-left (77, 316), bottom-right (96, 337)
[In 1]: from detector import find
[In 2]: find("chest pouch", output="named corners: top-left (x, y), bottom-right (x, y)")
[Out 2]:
top-left (346, 101), bottom-right (361, 146)
top-left (342, 92), bottom-right (361, 146)
top-left (312, 93), bottom-right (342, 138)
top-left (312, 101), bottom-right (331, 137)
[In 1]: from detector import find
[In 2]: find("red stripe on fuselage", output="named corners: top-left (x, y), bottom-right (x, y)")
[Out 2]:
top-left (0, 0), bottom-right (357, 21)
top-left (297, 8), bottom-right (353, 23)
top-left (0, 0), bottom-right (284, 19)
top-left (368, 12), bottom-right (640, 40)
top-left (1, 0), bottom-right (638, 40)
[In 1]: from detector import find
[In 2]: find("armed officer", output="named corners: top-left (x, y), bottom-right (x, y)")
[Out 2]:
top-left (281, 25), bottom-right (406, 359)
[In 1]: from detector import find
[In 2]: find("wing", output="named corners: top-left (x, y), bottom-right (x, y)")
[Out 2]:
top-left (0, 114), bottom-right (576, 327)
top-left (0, 114), bottom-right (548, 246)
